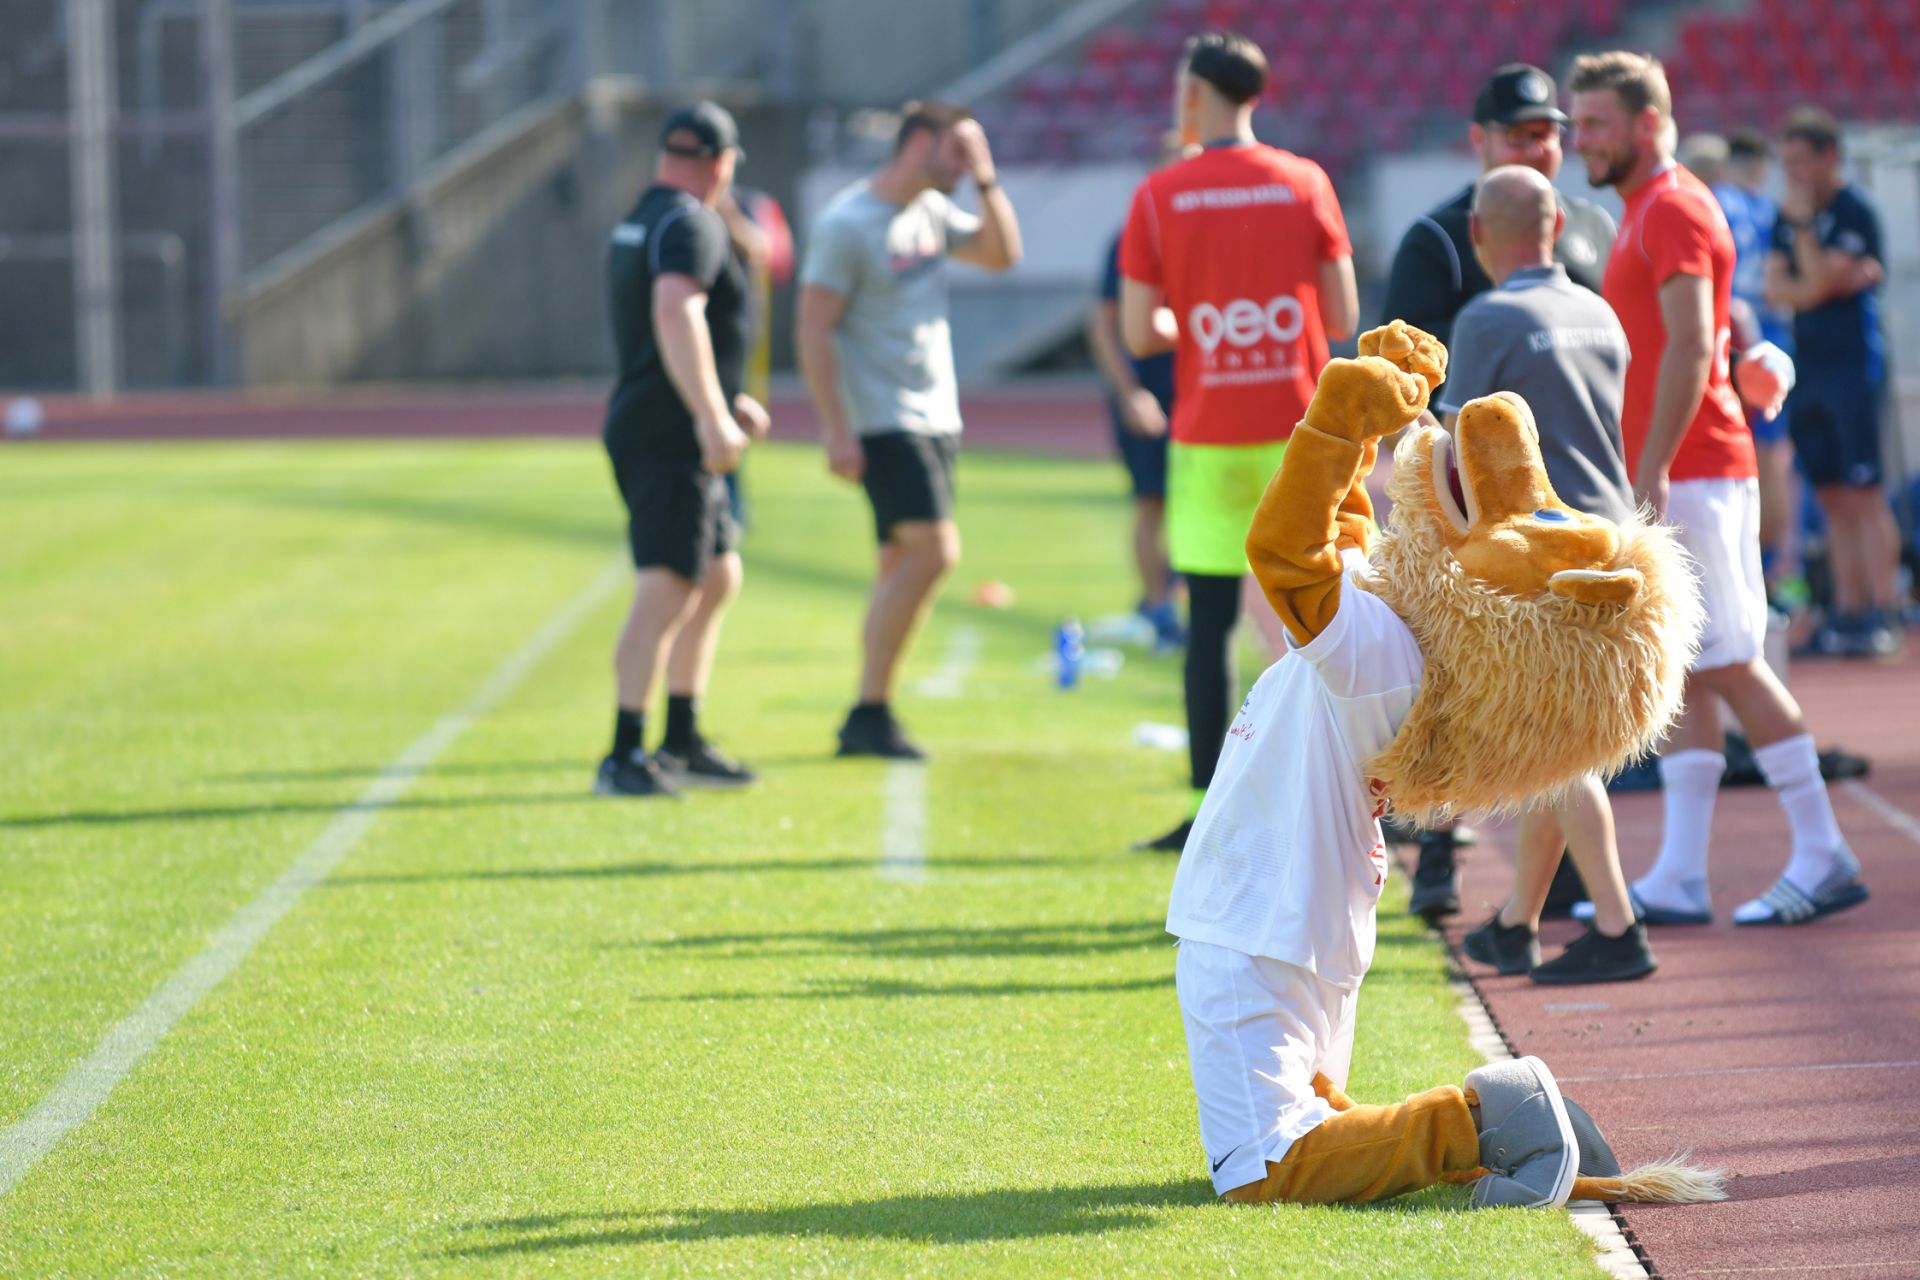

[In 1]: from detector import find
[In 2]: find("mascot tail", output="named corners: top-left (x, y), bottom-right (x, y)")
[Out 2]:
top-left (1570, 1155), bottom-right (1727, 1203)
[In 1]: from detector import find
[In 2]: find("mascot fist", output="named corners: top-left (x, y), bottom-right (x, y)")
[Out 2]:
top-left (1303, 356), bottom-right (1433, 444)
top-left (1358, 320), bottom-right (1448, 398)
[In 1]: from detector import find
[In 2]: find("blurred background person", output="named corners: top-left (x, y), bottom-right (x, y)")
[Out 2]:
top-left (1089, 130), bottom-right (1189, 654)
top-left (1766, 106), bottom-right (1901, 658)
top-left (797, 101), bottom-right (1022, 761)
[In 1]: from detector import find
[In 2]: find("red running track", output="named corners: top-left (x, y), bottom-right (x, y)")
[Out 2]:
top-left (1441, 645), bottom-right (1920, 1279)
top-left (0, 384), bottom-right (1120, 458)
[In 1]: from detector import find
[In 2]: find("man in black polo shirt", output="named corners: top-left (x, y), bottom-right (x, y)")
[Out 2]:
top-left (597, 101), bottom-right (769, 798)
top-left (1380, 63), bottom-right (1617, 918)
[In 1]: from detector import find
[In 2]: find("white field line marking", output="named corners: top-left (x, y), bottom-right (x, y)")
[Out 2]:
top-left (0, 560), bottom-right (626, 1199)
top-left (1556, 1058), bottom-right (1920, 1086)
top-left (1841, 779), bottom-right (1920, 847)
top-left (912, 625), bottom-right (981, 699)
top-left (878, 763), bottom-right (928, 884)
top-left (1448, 980), bottom-right (1650, 1280)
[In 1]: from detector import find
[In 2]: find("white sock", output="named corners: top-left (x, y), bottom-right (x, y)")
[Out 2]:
top-left (1640, 750), bottom-right (1724, 911)
top-left (1752, 733), bottom-right (1853, 892)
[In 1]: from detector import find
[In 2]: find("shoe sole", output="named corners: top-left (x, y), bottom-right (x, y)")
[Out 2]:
top-left (1527, 956), bottom-right (1657, 985)
top-left (591, 779), bottom-right (680, 800)
top-left (656, 769), bottom-right (755, 790)
top-left (1524, 1056), bottom-right (1581, 1208)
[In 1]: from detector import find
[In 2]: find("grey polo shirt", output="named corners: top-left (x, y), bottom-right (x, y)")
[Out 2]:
top-left (1438, 263), bottom-right (1635, 524)
top-left (800, 181), bottom-right (982, 436)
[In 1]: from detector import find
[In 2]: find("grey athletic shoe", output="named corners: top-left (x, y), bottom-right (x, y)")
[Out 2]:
top-left (1465, 1056), bottom-right (1578, 1208)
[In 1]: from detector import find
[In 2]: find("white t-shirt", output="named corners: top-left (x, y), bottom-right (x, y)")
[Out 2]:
top-left (1165, 550), bottom-right (1426, 990)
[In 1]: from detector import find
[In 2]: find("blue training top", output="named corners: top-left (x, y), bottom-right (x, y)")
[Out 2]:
top-left (1099, 232), bottom-right (1176, 412)
top-left (1713, 181), bottom-right (1791, 351)
top-left (1770, 182), bottom-right (1884, 381)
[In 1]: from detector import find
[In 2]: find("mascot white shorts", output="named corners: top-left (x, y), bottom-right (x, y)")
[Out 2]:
top-left (1174, 939), bottom-right (1359, 1195)
top-left (1666, 477), bottom-right (1767, 671)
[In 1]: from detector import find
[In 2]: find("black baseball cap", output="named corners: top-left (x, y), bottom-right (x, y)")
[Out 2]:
top-left (1473, 64), bottom-right (1568, 127)
top-left (660, 100), bottom-right (744, 161)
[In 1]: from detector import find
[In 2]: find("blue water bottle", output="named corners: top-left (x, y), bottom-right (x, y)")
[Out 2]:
top-left (1056, 618), bottom-right (1085, 690)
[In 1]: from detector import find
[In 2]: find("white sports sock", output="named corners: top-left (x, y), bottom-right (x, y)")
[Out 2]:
top-left (1641, 750), bottom-right (1725, 911)
top-left (1752, 733), bottom-right (1852, 892)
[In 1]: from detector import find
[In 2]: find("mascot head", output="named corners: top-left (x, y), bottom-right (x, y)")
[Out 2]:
top-left (1353, 321), bottom-right (1703, 822)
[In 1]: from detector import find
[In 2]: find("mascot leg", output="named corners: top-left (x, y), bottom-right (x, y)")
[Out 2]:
top-left (1221, 1084), bottom-right (1479, 1205)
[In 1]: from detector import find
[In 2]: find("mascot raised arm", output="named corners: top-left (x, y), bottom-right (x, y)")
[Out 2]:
top-left (1166, 321), bottom-right (1719, 1208)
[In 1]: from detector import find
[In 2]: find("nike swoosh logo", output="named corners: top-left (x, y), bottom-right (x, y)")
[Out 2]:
top-left (1211, 1144), bottom-right (1241, 1174)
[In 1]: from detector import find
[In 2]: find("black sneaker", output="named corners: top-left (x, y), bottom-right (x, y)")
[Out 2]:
top-left (654, 736), bottom-right (757, 788)
top-left (1462, 915), bottom-right (1540, 975)
top-left (1133, 818), bottom-right (1193, 853)
top-left (1540, 853), bottom-right (1588, 920)
top-left (836, 707), bottom-right (927, 761)
top-left (1529, 922), bottom-right (1657, 985)
top-left (593, 751), bottom-right (680, 799)
top-left (1407, 833), bottom-right (1461, 921)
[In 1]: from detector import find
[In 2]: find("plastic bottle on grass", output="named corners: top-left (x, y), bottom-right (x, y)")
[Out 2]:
top-left (1055, 618), bottom-right (1085, 690)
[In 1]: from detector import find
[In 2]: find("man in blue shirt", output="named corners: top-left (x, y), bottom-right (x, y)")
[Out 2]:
top-left (1764, 107), bottom-right (1899, 657)
top-left (1088, 132), bottom-right (1187, 651)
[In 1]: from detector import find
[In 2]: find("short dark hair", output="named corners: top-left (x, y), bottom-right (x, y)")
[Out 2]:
top-left (1183, 31), bottom-right (1267, 106)
top-left (1781, 105), bottom-right (1841, 154)
top-left (895, 100), bottom-right (971, 154)
top-left (1567, 51), bottom-right (1671, 120)
top-left (1726, 128), bottom-right (1772, 164)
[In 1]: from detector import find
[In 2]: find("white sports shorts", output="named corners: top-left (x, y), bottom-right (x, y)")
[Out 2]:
top-left (1666, 476), bottom-right (1767, 671)
top-left (1174, 938), bottom-right (1360, 1196)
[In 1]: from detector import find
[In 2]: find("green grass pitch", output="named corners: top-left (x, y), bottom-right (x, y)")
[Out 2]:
top-left (0, 438), bottom-right (1610, 1276)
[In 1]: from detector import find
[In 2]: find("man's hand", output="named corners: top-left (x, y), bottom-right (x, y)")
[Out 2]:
top-left (697, 411), bottom-right (749, 475)
top-left (1735, 342), bottom-right (1795, 422)
top-left (825, 433), bottom-right (865, 483)
top-left (1633, 467), bottom-right (1670, 521)
top-left (733, 392), bottom-right (772, 441)
top-left (952, 119), bottom-right (997, 187)
top-left (1118, 387), bottom-right (1168, 437)
top-left (1778, 184), bottom-right (1815, 226)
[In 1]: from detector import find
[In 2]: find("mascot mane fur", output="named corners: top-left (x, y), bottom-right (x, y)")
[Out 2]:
top-left (1357, 425), bottom-right (1704, 825)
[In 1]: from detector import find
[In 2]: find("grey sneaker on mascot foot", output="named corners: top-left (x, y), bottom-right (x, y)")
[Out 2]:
top-left (1465, 1056), bottom-right (1578, 1208)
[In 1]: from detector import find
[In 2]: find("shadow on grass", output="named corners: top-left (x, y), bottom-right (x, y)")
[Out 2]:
top-left (640, 919), bottom-right (1168, 960)
top-left (633, 974), bottom-right (1171, 1002)
top-left (327, 852), bottom-right (1094, 886)
top-left (1, 790), bottom-right (597, 829)
top-left (445, 1179), bottom-right (1211, 1255)
top-left (209, 750), bottom-right (845, 785)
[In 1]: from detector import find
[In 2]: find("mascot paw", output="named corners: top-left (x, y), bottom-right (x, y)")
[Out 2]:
top-left (1305, 356), bottom-right (1432, 444)
top-left (1358, 320), bottom-right (1448, 396)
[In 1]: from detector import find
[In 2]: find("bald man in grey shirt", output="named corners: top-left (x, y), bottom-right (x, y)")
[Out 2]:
top-left (1447, 165), bottom-right (1656, 986)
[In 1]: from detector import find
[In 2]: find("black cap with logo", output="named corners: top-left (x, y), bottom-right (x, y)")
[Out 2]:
top-left (660, 100), bottom-right (744, 161)
top-left (1473, 64), bottom-right (1568, 127)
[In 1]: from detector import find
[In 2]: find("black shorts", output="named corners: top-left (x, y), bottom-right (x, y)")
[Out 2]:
top-left (1786, 373), bottom-right (1883, 488)
top-left (606, 445), bottom-right (738, 582)
top-left (860, 430), bottom-right (958, 543)
top-left (1110, 407), bottom-right (1169, 498)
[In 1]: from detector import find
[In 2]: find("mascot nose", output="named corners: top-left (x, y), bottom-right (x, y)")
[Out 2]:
top-left (1455, 394), bottom-right (1552, 517)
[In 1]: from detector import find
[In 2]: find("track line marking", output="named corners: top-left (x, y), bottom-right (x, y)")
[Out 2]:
top-left (1688, 1263), bottom-right (1920, 1276)
top-left (1841, 779), bottom-right (1920, 847)
top-left (912, 625), bottom-right (981, 699)
top-left (878, 764), bottom-right (928, 883)
top-left (0, 559), bottom-right (626, 1199)
top-left (1557, 1058), bottom-right (1920, 1085)
top-left (1544, 1001), bottom-right (1610, 1012)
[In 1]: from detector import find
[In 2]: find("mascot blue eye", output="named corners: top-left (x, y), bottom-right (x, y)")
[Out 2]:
top-left (1533, 508), bottom-right (1571, 522)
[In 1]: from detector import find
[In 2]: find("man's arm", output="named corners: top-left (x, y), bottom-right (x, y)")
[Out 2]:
top-left (794, 282), bottom-right (863, 481)
top-left (1089, 297), bottom-right (1166, 437)
top-left (1633, 272), bottom-right (1716, 515)
top-left (1764, 225), bottom-right (1880, 312)
top-left (1318, 255), bottom-right (1359, 343)
top-left (1119, 277), bottom-right (1178, 358)
top-left (946, 121), bottom-right (1022, 271)
top-left (654, 274), bottom-right (746, 474)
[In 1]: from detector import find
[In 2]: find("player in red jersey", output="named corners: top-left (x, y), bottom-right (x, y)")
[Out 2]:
top-left (1570, 52), bottom-right (1867, 927)
top-left (1118, 31), bottom-right (1358, 851)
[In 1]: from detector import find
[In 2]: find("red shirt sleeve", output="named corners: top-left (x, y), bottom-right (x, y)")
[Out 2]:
top-left (1118, 180), bottom-right (1162, 286)
top-left (1641, 191), bottom-right (1716, 285)
top-left (1313, 166), bottom-right (1352, 261)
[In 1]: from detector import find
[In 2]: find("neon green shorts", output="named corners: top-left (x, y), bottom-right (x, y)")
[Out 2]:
top-left (1166, 439), bottom-right (1289, 577)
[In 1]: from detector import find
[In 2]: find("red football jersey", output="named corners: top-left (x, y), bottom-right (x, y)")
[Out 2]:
top-left (1119, 144), bottom-right (1351, 446)
top-left (1603, 163), bottom-right (1756, 483)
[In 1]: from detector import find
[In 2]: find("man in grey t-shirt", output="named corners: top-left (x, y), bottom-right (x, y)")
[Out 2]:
top-left (796, 101), bottom-right (1021, 759)
top-left (1443, 165), bottom-right (1655, 986)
